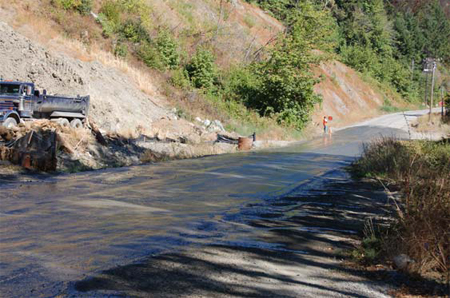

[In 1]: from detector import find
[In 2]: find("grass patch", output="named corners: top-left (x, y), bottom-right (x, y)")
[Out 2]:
top-left (379, 98), bottom-right (407, 113)
top-left (350, 138), bottom-right (450, 278)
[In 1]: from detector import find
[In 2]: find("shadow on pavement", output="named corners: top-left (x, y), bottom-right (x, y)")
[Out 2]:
top-left (73, 177), bottom-right (447, 297)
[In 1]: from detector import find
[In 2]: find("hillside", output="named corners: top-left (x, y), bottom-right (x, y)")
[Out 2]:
top-left (0, 0), bottom-right (418, 173)
top-left (0, 0), bottom-right (396, 133)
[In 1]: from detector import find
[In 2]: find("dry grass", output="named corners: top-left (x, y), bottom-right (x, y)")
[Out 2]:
top-left (413, 112), bottom-right (450, 135)
top-left (7, 2), bottom-right (164, 102)
top-left (351, 138), bottom-right (450, 277)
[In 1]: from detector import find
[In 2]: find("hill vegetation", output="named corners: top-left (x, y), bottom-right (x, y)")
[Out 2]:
top-left (5, 0), bottom-right (450, 132)
top-left (248, 0), bottom-right (450, 100)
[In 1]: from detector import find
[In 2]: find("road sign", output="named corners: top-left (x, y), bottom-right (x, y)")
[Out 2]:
top-left (422, 58), bottom-right (436, 73)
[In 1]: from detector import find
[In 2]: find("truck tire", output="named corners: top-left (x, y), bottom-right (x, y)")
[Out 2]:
top-left (3, 117), bottom-right (17, 129)
top-left (57, 118), bottom-right (70, 128)
top-left (70, 119), bottom-right (83, 129)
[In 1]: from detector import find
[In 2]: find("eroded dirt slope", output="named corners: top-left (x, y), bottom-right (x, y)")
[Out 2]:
top-left (311, 60), bottom-right (385, 132)
top-left (1, 0), bottom-right (393, 140)
top-left (0, 22), bottom-right (167, 135)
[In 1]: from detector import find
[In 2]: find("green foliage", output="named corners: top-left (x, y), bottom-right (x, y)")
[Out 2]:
top-left (120, 19), bottom-right (149, 43)
top-left (170, 68), bottom-right (191, 89)
top-left (185, 48), bottom-right (217, 89)
top-left (247, 0), bottom-right (293, 21)
top-left (136, 30), bottom-right (181, 70)
top-left (96, 13), bottom-right (116, 37)
top-left (351, 235), bottom-right (382, 264)
top-left (222, 66), bottom-right (260, 105)
top-left (225, 2), bottom-right (329, 129)
top-left (52, 0), bottom-right (92, 15)
top-left (114, 42), bottom-right (128, 58)
top-left (138, 41), bottom-right (164, 70)
top-left (77, 0), bottom-right (92, 15)
top-left (155, 30), bottom-right (180, 69)
top-left (249, 0), bottom-right (449, 103)
top-left (417, 1), bottom-right (450, 63)
top-left (380, 98), bottom-right (404, 113)
top-left (250, 31), bottom-right (321, 129)
top-left (100, 0), bottom-right (122, 26)
top-left (243, 13), bottom-right (256, 28)
top-left (52, 0), bottom-right (78, 10)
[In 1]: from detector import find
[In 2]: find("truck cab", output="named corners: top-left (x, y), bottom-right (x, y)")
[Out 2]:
top-left (0, 80), bottom-right (89, 128)
top-left (0, 81), bottom-right (36, 127)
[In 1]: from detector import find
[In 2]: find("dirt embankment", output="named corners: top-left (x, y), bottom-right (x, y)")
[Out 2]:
top-left (0, 0), bottom-right (399, 173)
top-left (310, 60), bottom-right (386, 133)
top-left (0, 22), bottom-right (241, 172)
top-left (0, 21), bottom-right (167, 135)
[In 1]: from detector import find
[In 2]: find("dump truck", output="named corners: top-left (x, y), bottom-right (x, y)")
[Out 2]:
top-left (0, 80), bottom-right (90, 128)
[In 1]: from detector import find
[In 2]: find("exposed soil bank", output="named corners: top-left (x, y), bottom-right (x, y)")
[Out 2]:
top-left (0, 121), bottom-right (239, 176)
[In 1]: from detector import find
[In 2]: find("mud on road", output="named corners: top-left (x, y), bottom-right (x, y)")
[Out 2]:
top-left (71, 174), bottom-right (394, 298)
top-left (0, 112), bottom-right (441, 297)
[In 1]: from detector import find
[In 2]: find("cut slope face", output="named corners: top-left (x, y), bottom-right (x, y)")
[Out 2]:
top-left (1, 0), bottom-right (391, 139)
top-left (312, 60), bottom-right (384, 131)
top-left (143, 0), bottom-right (283, 65)
top-left (0, 22), bottom-right (166, 134)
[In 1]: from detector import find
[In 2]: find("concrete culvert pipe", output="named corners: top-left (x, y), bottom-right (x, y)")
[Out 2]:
top-left (56, 118), bottom-right (70, 127)
top-left (2, 117), bottom-right (17, 129)
top-left (70, 119), bottom-right (83, 129)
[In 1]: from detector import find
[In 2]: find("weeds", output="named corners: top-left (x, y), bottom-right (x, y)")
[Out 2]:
top-left (351, 138), bottom-right (450, 277)
top-left (380, 98), bottom-right (405, 113)
top-left (351, 219), bottom-right (383, 265)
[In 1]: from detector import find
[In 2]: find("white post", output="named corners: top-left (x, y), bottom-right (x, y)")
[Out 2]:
top-left (429, 62), bottom-right (436, 121)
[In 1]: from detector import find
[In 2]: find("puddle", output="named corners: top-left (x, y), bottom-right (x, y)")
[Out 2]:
top-left (0, 126), bottom-right (407, 297)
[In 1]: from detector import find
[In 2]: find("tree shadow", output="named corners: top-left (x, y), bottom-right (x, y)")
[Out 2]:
top-left (70, 163), bottom-right (446, 297)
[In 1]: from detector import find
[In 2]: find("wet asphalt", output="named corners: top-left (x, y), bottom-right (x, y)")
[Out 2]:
top-left (0, 125), bottom-right (409, 297)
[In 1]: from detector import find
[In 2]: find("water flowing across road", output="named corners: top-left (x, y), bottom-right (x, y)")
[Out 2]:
top-left (0, 111), bottom-right (429, 297)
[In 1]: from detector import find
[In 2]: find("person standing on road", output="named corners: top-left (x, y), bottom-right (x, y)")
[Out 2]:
top-left (323, 116), bottom-right (328, 134)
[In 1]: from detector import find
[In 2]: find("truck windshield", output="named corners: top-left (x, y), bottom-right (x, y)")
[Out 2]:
top-left (0, 84), bottom-right (21, 95)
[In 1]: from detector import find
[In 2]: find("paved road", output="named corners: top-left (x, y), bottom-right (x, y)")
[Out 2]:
top-left (0, 111), bottom-right (427, 297)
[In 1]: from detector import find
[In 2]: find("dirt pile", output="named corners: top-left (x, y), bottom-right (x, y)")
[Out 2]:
top-left (0, 21), bottom-right (167, 135)
top-left (0, 121), bottom-right (237, 172)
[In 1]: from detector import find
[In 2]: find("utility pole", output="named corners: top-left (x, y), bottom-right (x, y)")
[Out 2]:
top-left (423, 58), bottom-right (436, 121)
top-left (441, 87), bottom-right (445, 118)
top-left (430, 61), bottom-right (436, 120)
top-left (424, 71), bottom-right (429, 106)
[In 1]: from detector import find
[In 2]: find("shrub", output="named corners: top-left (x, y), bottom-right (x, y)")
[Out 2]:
top-left (156, 30), bottom-right (180, 69)
top-left (114, 42), bottom-right (128, 58)
top-left (351, 138), bottom-right (450, 275)
top-left (120, 19), bottom-right (149, 43)
top-left (222, 66), bottom-right (260, 104)
top-left (77, 0), bottom-right (92, 15)
top-left (170, 68), bottom-right (191, 89)
top-left (185, 48), bottom-right (217, 89)
top-left (138, 42), bottom-right (164, 70)
top-left (52, 0), bottom-right (79, 10)
top-left (100, 0), bottom-right (122, 26)
top-left (96, 13), bottom-right (116, 38)
top-left (243, 13), bottom-right (256, 28)
top-left (52, 0), bottom-right (92, 15)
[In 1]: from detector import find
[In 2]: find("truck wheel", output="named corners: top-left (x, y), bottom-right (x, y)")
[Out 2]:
top-left (3, 117), bottom-right (18, 129)
top-left (70, 119), bottom-right (83, 129)
top-left (57, 118), bottom-right (70, 128)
